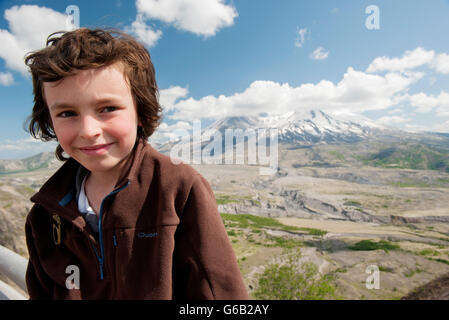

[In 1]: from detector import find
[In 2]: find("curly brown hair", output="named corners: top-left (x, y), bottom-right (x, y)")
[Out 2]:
top-left (24, 28), bottom-right (162, 160)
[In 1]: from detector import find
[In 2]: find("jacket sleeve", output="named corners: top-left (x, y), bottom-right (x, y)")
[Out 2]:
top-left (172, 173), bottom-right (248, 300)
top-left (25, 207), bottom-right (54, 299)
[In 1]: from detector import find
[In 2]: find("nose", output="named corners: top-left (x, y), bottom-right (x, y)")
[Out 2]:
top-left (79, 115), bottom-right (101, 139)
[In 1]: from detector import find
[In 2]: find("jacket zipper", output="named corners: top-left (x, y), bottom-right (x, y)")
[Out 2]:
top-left (96, 181), bottom-right (130, 280)
top-left (113, 233), bottom-right (117, 247)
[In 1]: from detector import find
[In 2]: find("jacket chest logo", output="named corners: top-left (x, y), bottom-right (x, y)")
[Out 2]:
top-left (137, 232), bottom-right (158, 238)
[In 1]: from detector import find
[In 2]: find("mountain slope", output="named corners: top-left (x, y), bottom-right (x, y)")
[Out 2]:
top-left (158, 109), bottom-right (392, 157)
top-left (0, 152), bottom-right (60, 174)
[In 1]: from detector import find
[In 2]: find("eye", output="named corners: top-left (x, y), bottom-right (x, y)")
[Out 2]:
top-left (101, 106), bottom-right (118, 113)
top-left (57, 111), bottom-right (76, 118)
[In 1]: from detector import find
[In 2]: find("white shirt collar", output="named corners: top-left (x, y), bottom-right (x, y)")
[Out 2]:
top-left (77, 175), bottom-right (96, 216)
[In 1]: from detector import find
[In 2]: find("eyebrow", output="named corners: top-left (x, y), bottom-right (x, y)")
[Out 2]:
top-left (49, 102), bottom-right (74, 111)
top-left (49, 98), bottom-right (121, 111)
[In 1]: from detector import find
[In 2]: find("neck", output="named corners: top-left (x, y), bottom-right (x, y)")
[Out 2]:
top-left (87, 170), bottom-right (120, 191)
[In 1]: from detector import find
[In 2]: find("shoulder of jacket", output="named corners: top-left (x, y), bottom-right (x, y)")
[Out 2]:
top-left (144, 144), bottom-right (203, 183)
top-left (26, 203), bottom-right (54, 225)
top-left (25, 203), bottom-right (53, 241)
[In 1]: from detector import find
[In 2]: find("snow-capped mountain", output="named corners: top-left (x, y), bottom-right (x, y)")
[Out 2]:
top-left (278, 109), bottom-right (385, 144)
top-left (156, 109), bottom-right (392, 157)
top-left (200, 109), bottom-right (387, 145)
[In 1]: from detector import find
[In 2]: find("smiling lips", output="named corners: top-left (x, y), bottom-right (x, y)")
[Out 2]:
top-left (79, 143), bottom-right (113, 155)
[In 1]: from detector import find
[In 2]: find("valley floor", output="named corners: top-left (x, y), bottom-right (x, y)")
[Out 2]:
top-left (193, 162), bottom-right (449, 300)
top-left (2, 156), bottom-right (449, 299)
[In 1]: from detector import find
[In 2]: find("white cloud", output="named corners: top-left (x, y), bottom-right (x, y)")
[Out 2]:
top-left (294, 28), bottom-right (308, 48)
top-left (429, 120), bottom-right (449, 133)
top-left (432, 53), bottom-right (449, 74)
top-left (0, 72), bottom-right (13, 86)
top-left (401, 123), bottom-right (432, 133)
top-left (158, 121), bottom-right (192, 131)
top-left (126, 14), bottom-right (162, 48)
top-left (401, 121), bottom-right (449, 133)
top-left (135, 0), bottom-right (238, 37)
top-left (375, 115), bottom-right (411, 126)
top-left (366, 47), bottom-right (449, 76)
top-left (0, 5), bottom-right (74, 76)
top-left (387, 108), bottom-right (403, 115)
top-left (404, 91), bottom-right (449, 115)
top-left (167, 66), bottom-right (421, 121)
top-left (310, 47), bottom-right (329, 60)
top-left (159, 86), bottom-right (189, 111)
top-left (434, 92), bottom-right (449, 116)
top-left (366, 47), bottom-right (435, 73)
top-left (408, 92), bottom-right (440, 113)
top-left (150, 120), bottom-right (193, 142)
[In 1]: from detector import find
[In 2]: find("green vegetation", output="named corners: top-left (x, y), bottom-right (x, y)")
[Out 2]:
top-left (17, 185), bottom-right (36, 196)
top-left (343, 200), bottom-right (362, 207)
top-left (221, 213), bottom-right (327, 236)
top-left (348, 239), bottom-right (400, 252)
top-left (227, 230), bottom-right (237, 237)
top-left (389, 180), bottom-right (434, 188)
top-left (437, 177), bottom-right (449, 184)
top-left (404, 268), bottom-right (424, 278)
top-left (360, 143), bottom-right (449, 173)
top-left (328, 150), bottom-right (345, 161)
top-left (419, 249), bottom-right (440, 256)
top-left (215, 194), bottom-right (261, 206)
top-left (216, 194), bottom-right (240, 205)
top-left (253, 249), bottom-right (338, 300)
top-left (427, 257), bottom-right (449, 265)
top-left (378, 266), bottom-right (394, 273)
top-left (263, 235), bottom-right (304, 249)
top-left (221, 213), bottom-right (328, 250)
top-left (300, 227), bottom-right (327, 236)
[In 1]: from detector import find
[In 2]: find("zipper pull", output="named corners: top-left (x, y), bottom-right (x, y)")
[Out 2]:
top-left (113, 233), bottom-right (117, 247)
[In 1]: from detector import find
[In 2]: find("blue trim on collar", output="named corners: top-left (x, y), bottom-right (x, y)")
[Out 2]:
top-left (58, 189), bottom-right (75, 207)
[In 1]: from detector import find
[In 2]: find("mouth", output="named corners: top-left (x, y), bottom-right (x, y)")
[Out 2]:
top-left (79, 143), bottom-right (113, 155)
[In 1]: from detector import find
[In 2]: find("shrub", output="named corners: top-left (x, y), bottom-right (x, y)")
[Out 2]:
top-left (227, 230), bottom-right (236, 237)
top-left (419, 249), bottom-right (440, 256)
top-left (253, 249), bottom-right (337, 300)
top-left (348, 239), bottom-right (400, 252)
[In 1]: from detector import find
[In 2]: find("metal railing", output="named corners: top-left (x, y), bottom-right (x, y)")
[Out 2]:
top-left (0, 245), bottom-right (28, 300)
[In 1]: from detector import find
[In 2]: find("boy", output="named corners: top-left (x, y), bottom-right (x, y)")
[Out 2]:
top-left (24, 28), bottom-right (248, 299)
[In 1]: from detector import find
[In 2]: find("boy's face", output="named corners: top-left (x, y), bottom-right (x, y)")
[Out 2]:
top-left (44, 62), bottom-right (140, 176)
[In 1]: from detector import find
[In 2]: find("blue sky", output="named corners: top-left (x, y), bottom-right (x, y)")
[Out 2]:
top-left (1, 0), bottom-right (449, 159)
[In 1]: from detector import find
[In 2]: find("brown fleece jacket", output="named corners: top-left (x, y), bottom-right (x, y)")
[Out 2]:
top-left (25, 139), bottom-right (248, 299)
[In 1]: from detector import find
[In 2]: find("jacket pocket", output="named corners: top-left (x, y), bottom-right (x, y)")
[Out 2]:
top-left (113, 225), bottom-right (177, 299)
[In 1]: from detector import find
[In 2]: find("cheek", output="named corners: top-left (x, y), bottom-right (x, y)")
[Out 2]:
top-left (52, 121), bottom-right (77, 146)
top-left (108, 120), bottom-right (138, 140)
top-left (109, 113), bottom-right (139, 138)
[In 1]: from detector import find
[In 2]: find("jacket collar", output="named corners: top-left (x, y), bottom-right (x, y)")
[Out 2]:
top-left (30, 138), bottom-right (149, 226)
